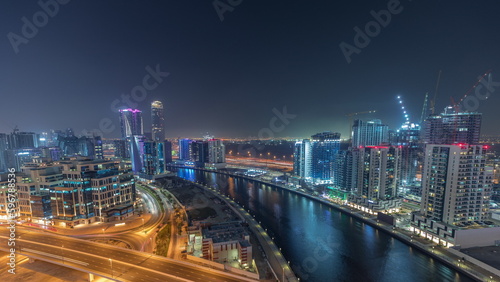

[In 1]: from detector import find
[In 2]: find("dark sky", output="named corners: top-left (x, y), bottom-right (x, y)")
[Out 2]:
top-left (2, 0), bottom-right (500, 139)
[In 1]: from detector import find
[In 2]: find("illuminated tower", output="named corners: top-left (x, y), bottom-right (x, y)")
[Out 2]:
top-left (119, 109), bottom-right (143, 139)
top-left (310, 132), bottom-right (341, 182)
top-left (151, 101), bottom-right (165, 141)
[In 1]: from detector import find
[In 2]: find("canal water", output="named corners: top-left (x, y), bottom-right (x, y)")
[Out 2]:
top-left (175, 168), bottom-right (473, 282)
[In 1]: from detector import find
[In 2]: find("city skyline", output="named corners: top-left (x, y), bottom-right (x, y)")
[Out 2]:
top-left (1, 2), bottom-right (500, 281)
top-left (2, 1), bottom-right (500, 138)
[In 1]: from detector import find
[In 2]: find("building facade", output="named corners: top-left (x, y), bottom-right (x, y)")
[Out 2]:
top-left (423, 107), bottom-right (481, 145)
top-left (293, 139), bottom-right (312, 178)
top-left (355, 146), bottom-right (402, 200)
top-left (420, 144), bottom-right (492, 226)
top-left (310, 132), bottom-right (341, 182)
top-left (178, 139), bottom-right (192, 161)
top-left (351, 119), bottom-right (389, 147)
top-left (119, 109), bottom-right (144, 139)
top-left (207, 139), bottom-right (225, 164)
top-left (151, 101), bottom-right (165, 141)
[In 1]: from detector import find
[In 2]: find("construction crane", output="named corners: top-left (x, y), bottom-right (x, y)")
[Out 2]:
top-left (430, 70), bottom-right (442, 115)
top-left (396, 96), bottom-right (411, 124)
top-left (452, 69), bottom-right (492, 112)
top-left (448, 69), bottom-right (492, 143)
top-left (420, 92), bottom-right (429, 124)
top-left (345, 110), bottom-right (377, 118)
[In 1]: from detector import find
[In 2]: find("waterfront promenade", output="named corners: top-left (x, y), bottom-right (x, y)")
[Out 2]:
top-left (169, 165), bottom-right (500, 282)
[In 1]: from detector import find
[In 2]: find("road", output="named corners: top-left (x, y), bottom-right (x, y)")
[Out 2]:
top-left (226, 157), bottom-right (293, 172)
top-left (66, 184), bottom-right (167, 253)
top-left (0, 230), bottom-right (254, 282)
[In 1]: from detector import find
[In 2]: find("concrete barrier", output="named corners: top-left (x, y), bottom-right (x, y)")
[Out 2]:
top-left (186, 255), bottom-right (224, 270)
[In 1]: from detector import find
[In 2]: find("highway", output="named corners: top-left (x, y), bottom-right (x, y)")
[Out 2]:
top-left (0, 231), bottom-right (253, 282)
top-left (68, 184), bottom-right (167, 253)
top-left (226, 156), bottom-right (293, 172)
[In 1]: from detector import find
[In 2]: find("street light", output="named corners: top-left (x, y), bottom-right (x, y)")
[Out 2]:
top-left (102, 228), bottom-right (105, 234)
top-left (61, 245), bottom-right (64, 264)
top-left (109, 258), bottom-right (113, 278)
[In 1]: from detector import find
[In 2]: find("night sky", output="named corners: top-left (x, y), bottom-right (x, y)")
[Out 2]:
top-left (2, 0), bottom-right (500, 139)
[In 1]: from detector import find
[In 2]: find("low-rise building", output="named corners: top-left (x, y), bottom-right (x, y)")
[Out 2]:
top-left (411, 213), bottom-right (500, 248)
top-left (201, 222), bottom-right (253, 266)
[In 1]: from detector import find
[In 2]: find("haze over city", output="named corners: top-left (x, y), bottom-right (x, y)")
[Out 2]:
top-left (2, 1), bottom-right (500, 138)
top-left (2, 1), bottom-right (500, 282)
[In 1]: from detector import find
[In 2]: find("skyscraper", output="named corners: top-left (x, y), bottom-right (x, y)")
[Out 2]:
top-left (151, 101), bottom-right (165, 141)
top-left (311, 132), bottom-right (341, 182)
top-left (293, 139), bottom-right (312, 178)
top-left (142, 141), bottom-right (159, 175)
top-left (207, 139), bottom-right (225, 164)
top-left (355, 146), bottom-right (401, 200)
top-left (334, 148), bottom-right (360, 192)
top-left (0, 134), bottom-right (7, 172)
top-left (190, 140), bottom-right (209, 167)
top-left (351, 119), bottom-right (389, 147)
top-left (162, 140), bottom-right (173, 164)
top-left (394, 122), bottom-right (421, 190)
top-left (178, 138), bottom-right (192, 161)
top-left (57, 135), bottom-right (103, 159)
top-left (119, 109), bottom-right (143, 139)
top-left (420, 144), bottom-right (492, 225)
top-left (130, 135), bottom-right (146, 173)
top-left (7, 131), bottom-right (38, 149)
top-left (423, 106), bottom-right (481, 145)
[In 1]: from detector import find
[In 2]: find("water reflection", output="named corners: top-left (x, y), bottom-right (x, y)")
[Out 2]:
top-left (176, 168), bottom-right (473, 282)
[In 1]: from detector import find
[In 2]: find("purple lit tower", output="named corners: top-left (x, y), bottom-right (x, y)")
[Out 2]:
top-left (119, 109), bottom-right (144, 139)
top-left (119, 109), bottom-right (144, 173)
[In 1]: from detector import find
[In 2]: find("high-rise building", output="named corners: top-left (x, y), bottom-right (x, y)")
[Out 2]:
top-left (142, 140), bottom-right (159, 175)
top-left (311, 132), bottom-right (341, 182)
top-left (420, 144), bottom-right (492, 225)
top-left (207, 139), bottom-right (225, 164)
top-left (57, 135), bottom-right (103, 159)
top-left (293, 139), bottom-right (312, 178)
top-left (355, 146), bottom-right (401, 200)
top-left (423, 106), bottom-right (481, 145)
top-left (38, 132), bottom-right (48, 147)
top-left (351, 119), bottom-right (389, 147)
top-left (7, 131), bottom-right (38, 149)
top-left (113, 139), bottom-right (130, 159)
top-left (130, 135), bottom-right (146, 173)
top-left (190, 140), bottom-right (209, 167)
top-left (0, 134), bottom-right (8, 172)
top-left (162, 140), bottom-right (173, 164)
top-left (119, 109), bottom-right (143, 139)
top-left (334, 148), bottom-right (360, 192)
top-left (394, 122), bottom-right (422, 191)
top-left (178, 138), bottom-right (192, 161)
top-left (4, 148), bottom-right (45, 171)
top-left (151, 101), bottom-right (165, 141)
